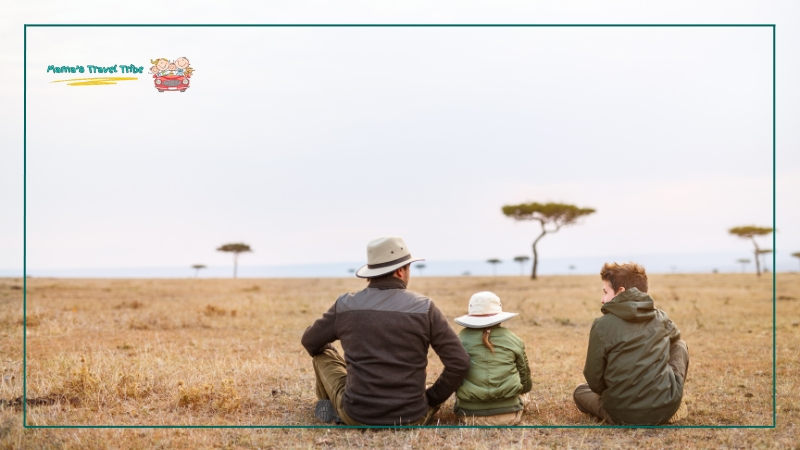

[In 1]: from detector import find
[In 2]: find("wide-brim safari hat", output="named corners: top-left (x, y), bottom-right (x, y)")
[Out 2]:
top-left (455, 291), bottom-right (518, 328)
top-left (355, 236), bottom-right (425, 278)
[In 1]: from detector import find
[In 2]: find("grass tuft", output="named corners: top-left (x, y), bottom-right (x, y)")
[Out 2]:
top-left (176, 379), bottom-right (241, 411)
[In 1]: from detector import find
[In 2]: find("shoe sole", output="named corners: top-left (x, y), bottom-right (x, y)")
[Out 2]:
top-left (315, 400), bottom-right (342, 424)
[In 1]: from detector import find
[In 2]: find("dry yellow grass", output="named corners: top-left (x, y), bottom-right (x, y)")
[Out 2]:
top-left (0, 272), bottom-right (798, 448)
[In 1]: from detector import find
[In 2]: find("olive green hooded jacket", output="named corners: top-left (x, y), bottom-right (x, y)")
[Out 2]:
top-left (583, 288), bottom-right (684, 424)
top-left (454, 326), bottom-right (532, 415)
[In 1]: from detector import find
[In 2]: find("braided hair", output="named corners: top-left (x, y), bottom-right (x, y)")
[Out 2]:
top-left (481, 327), bottom-right (495, 354)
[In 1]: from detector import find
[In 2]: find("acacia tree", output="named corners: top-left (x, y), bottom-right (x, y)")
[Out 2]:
top-left (502, 202), bottom-right (596, 279)
top-left (792, 252), bottom-right (800, 271)
top-left (513, 255), bottom-right (530, 276)
top-left (216, 243), bottom-right (252, 279)
top-left (486, 259), bottom-right (502, 276)
top-left (736, 258), bottom-right (751, 273)
top-left (191, 264), bottom-right (206, 278)
top-left (416, 263), bottom-right (426, 276)
top-left (757, 249), bottom-right (773, 273)
top-left (728, 226), bottom-right (773, 277)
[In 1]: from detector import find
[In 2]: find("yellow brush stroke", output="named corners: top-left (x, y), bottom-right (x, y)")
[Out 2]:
top-left (51, 77), bottom-right (138, 86)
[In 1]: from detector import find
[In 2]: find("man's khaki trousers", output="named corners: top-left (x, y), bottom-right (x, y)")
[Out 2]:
top-left (573, 339), bottom-right (689, 424)
top-left (313, 348), bottom-right (439, 426)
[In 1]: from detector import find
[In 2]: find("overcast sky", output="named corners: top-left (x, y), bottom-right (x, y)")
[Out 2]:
top-left (1, 1), bottom-right (798, 274)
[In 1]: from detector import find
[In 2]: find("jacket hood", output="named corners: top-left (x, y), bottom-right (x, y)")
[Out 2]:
top-left (601, 287), bottom-right (655, 323)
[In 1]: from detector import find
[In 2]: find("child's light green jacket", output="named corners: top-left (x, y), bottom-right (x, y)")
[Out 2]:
top-left (455, 326), bottom-right (533, 415)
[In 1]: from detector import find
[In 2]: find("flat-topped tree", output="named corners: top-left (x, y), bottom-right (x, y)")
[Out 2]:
top-left (792, 252), bottom-right (800, 271)
top-left (216, 243), bottom-right (252, 279)
top-left (486, 259), bottom-right (502, 276)
top-left (502, 202), bottom-right (596, 280)
top-left (513, 256), bottom-right (530, 276)
top-left (415, 263), bottom-right (426, 276)
top-left (191, 264), bottom-right (206, 278)
top-left (736, 258), bottom-right (751, 273)
top-left (757, 249), bottom-right (773, 273)
top-left (729, 226), bottom-right (773, 277)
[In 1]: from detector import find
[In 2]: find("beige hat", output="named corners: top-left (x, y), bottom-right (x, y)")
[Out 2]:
top-left (355, 236), bottom-right (425, 278)
top-left (454, 292), bottom-right (518, 328)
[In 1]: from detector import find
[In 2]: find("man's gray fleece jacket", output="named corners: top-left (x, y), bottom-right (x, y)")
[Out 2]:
top-left (301, 277), bottom-right (470, 425)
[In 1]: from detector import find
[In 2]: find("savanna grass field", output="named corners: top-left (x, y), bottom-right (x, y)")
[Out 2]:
top-left (1, 272), bottom-right (798, 448)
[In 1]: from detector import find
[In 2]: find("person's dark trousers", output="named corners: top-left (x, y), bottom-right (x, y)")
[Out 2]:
top-left (573, 339), bottom-right (689, 424)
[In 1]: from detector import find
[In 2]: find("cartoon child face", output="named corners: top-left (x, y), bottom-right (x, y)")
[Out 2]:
top-left (149, 66), bottom-right (158, 75)
top-left (156, 59), bottom-right (169, 71)
top-left (175, 57), bottom-right (190, 69)
top-left (167, 62), bottom-right (177, 71)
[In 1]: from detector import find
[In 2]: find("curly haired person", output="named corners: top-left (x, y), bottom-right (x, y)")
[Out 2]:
top-left (574, 262), bottom-right (689, 425)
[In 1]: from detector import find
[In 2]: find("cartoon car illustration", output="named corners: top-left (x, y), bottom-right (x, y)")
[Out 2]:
top-left (153, 73), bottom-right (189, 92)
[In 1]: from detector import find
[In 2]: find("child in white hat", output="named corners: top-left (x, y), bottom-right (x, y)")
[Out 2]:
top-left (453, 291), bottom-right (532, 425)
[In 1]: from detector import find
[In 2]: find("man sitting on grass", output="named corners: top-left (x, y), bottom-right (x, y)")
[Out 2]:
top-left (301, 236), bottom-right (470, 426)
top-left (573, 262), bottom-right (689, 425)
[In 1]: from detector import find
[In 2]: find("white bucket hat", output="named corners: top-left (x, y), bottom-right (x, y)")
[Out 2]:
top-left (454, 291), bottom-right (518, 328)
top-left (355, 236), bottom-right (425, 278)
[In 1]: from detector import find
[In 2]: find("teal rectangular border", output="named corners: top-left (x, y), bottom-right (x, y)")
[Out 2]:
top-left (23, 23), bottom-right (777, 429)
